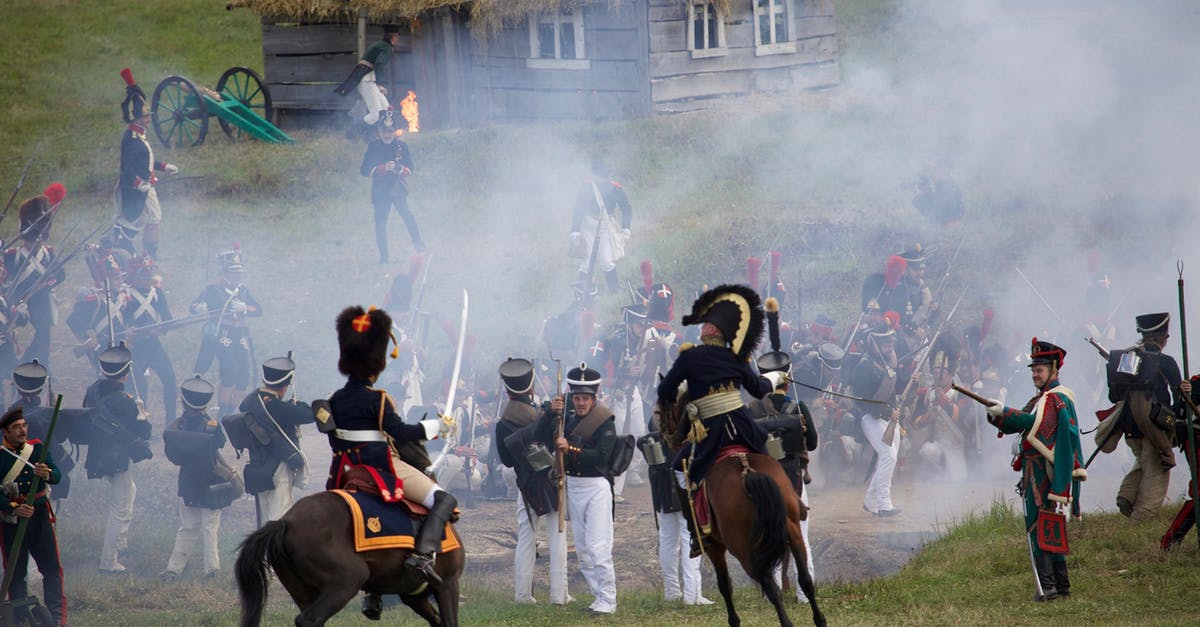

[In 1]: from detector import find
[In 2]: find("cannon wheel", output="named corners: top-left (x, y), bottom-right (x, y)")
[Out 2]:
top-left (215, 66), bottom-right (274, 140)
top-left (152, 75), bottom-right (208, 148)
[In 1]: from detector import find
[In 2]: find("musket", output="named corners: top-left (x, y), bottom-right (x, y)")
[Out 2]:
top-left (884, 289), bottom-right (966, 446)
top-left (0, 142), bottom-right (41, 227)
top-left (580, 207), bottom-right (605, 307)
top-left (1178, 260), bottom-right (1200, 550)
top-left (550, 352), bottom-right (566, 533)
top-left (1015, 266), bottom-right (1065, 323)
top-left (1085, 336), bottom-right (1110, 360)
top-left (408, 253), bottom-right (433, 330)
top-left (105, 278), bottom-right (116, 349)
top-left (8, 221), bottom-right (108, 307)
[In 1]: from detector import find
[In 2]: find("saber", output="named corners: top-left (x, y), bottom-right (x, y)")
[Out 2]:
top-left (1015, 266), bottom-right (1064, 323)
top-left (429, 289), bottom-right (469, 475)
top-left (786, 376), bottom-right (888, 405)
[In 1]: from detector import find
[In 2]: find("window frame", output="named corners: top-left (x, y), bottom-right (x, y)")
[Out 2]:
top-left (527, 7), bottom-right (590, 70)
top-left (687, 0), bottom-right (729, 59)
top-left (752, 0), bottom-right (797, 56)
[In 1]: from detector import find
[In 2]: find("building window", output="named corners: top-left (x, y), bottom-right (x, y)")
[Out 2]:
top-left (753, 0), bottom-right (796, 55)
top-left (528, 7), bottom-right (589, 70)
top-left (688, 1), bottom-right (728, 59)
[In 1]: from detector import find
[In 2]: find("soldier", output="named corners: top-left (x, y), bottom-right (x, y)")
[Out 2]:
top-left (84, 344), bottom-right (153, 573)
top-left (4, 185), bottom-right (67, 366)
top-left (334, 26), bottom-right (402, 136)
top-left (66, 246), bottom-right (129, 373)
top-left (569, 160), bottom-right (632, 294)
top-left (1160, 374), bottom-right (1200, 550)
top-left (160, 376), bottom-right (240, 581)
top-left (117, 68), bottom-right (178, 259)
top-left (985, 339), bottom-right (1087, 601)
top-left (237, 353), bottom-right (312, 523)
top-left (9, 361), bottom-right (78, 507)
top-left (494, 358), bottom-right (568, 605)
top-left (0, 407), bottom-right (66, 626)
top-left (909, 339), bottom-right (972, 482)
top-left (360, 116), bottom-right (424, 263)
top-left (534, 363), bottom-right (618, 614)
top-left (1105, 313), bottom-right (1189, 520)
top-left (191, 246), bottom-right (261, 413)
top-left (862, 246), bottom-right (933, 342)
top-left (324, 306), bottom-right (455, 615)
top-left (846, 324), bottom-right (903, 517)
top-left (593, 303), bottom-right (650, 501)
top-left (122, 255), bottom-right (178, 425)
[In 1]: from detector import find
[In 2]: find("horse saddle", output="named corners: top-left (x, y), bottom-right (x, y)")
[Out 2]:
top-left (330, 489), bottom-right (461, 554)
top-left (336, 464), bottom-right (459, 522)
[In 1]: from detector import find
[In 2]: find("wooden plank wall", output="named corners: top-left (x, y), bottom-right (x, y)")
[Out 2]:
top-left (647, 0), bottom-right (839, 112)
top-left (261, 18), bottom-right (416, 111)
top-left (469, 1), bottom-right (652, 123)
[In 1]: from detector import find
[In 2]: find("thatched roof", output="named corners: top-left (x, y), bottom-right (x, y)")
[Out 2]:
top-left (226, 0), bottom-right (642, 33)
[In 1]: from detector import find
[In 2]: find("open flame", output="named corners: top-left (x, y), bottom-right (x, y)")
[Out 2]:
top-left (400, 90), bottom-right (419, 133)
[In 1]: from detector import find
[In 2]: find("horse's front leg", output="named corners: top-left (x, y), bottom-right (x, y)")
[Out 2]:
top-left (708, 543), bottom-right (741, 627)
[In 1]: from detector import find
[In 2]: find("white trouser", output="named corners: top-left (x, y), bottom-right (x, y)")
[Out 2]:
top-left (355, 71), bottom-right (390, 125)
top-left (860, 413), bottom-right (899, 513)
top-left (100, 470), bottom-right (136, 570)
top-left (658, 511), bottom-right (703, 602)
top-left (611, 387), bottom-right (647, 495)
top-left (259, 463), bottom-right (295, 522)
top-left (165, 500), bottom-right (223, 575)
top-left (773, 488), bottom-right (816, 603)
top-left (567, 475), bottom-right (616, 613)
top-left (575, 216), bottom-right (617, 274)
top-left (514, 491), bottom-right (568, 604)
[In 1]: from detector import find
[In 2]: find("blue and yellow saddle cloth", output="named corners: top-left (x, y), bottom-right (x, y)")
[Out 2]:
top-left (331, 489), bottom-right (461, 553)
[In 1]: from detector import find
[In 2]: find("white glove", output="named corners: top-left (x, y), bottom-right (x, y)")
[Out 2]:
top-left (136, 181), bottom-right (152, 193)
top-left (228, 299), bottom-right (247, 314)
top-left (189, 302), bottom-right (207, 315)
top-left (163, 163), bottom-right (179, 174)
top-left (985, 399), bottom-right (1005, 417)
top-left (763, 370), bottom-right (786, 389)
top-left (420, 415), bottom-right (455, 440)
top-left (621, 228), bottom-right (631, 239)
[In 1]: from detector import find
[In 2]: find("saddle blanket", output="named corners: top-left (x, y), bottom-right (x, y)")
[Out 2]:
top-left (693, 445), bottom-right (752, 533)
top-left (331, 489), bottom-right (461, 553)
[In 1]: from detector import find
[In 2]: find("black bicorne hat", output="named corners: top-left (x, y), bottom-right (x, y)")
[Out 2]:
top-left (180, 375), bottom-right (215, 410)
top-left (566, 362), bottom-right (603, 396)
top-left (262, 351), bottom-right (296, 387)
top-left (12, 360), bottom-right (48, 396)
top-left (1028, 337), bottom-right (1066, 369)
top-left (337, 306), bottom-right (395, 381)
top-left (99, 343), bottom-right (133, 378)
top-left (681, 284), bottom-right (765, 361)
top-left (1136, 312), bottom-right (1170, 335)
top-left (499, 358), bottom-right (534, 395)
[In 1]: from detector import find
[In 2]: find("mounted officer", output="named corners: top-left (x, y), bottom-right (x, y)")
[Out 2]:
top-left (495, 357), bottom-right (568, 605)
top-left (324, 305), bottom-right (456, 616)
top-left (234, 353), bottom-right (312, 524)
top-left (123, 254), bottom-right (178, 425)
top-left (83, 343), bottom-right (153, 573)
top-left (161, 375), bottom-right (241, 581)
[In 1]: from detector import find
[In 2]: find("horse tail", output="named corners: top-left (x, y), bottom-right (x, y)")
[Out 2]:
top-left (235, 520), bottom-right (290, 627)
top-left (744, 470), bottom-right (788, 582)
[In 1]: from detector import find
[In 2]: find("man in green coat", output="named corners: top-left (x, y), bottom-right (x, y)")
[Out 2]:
top-left (985, 339), bottom-right (1086, 601)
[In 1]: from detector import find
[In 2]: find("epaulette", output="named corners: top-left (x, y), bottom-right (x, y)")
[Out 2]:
top-left (679, 342), bottom-right (695, 352)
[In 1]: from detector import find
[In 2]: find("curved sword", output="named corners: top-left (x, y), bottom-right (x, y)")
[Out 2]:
top-left (429, 289), bottom-right (469, 475)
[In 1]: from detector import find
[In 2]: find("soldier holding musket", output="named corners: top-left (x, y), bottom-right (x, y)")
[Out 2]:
top-left (9, 361), bottom-right (86, 508)
top-left (122, 255), bottom-right (178, 426)
top-left (983, 339), bottom-right (1086, 601)
top-left (596, 303), bottom-right (650, 500)
top-left (4, 185), bottom-right (67, 366)
top-left (236, 353), bottom-right (311, 524)
top-left (846, 324), bottom-right (903, 517)
top-left (495, 358), bottom-right (568, 605)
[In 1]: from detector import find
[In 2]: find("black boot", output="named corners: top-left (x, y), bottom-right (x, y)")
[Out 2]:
top-left (605, 269), bottom-right (619, 293)
top-left (400, 491), bottom-right (457, 594)
top-left (362, 593), bottom-right (382, 620)
top-left (1053, 560), bottom-right (1070, 598)
top-left (1033, 553), bottom-right (1059, 602)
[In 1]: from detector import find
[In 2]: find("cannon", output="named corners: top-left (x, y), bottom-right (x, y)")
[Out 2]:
top-left (151, 67), bottom-right (292, 148)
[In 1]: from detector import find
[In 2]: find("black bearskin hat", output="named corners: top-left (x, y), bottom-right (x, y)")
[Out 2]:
top-left (18, 196), bottom-right (51, 241)
top-left (681, 283), bottom-right (764, 361)
top-left (337, 305), bottom-right (394, 380)
top-left (121, 68), bottom-right (148, 123)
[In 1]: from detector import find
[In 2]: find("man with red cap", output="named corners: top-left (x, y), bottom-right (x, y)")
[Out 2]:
top-left (4, 185), bottom-right (67, 366)
top-left (985, 339), bottom-right (1086, 601)
top-left (116, 68), bottom-right (178, 260)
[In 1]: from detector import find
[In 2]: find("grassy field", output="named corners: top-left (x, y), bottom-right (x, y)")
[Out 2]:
top-left (4, 1), bottom-right (1200, 625)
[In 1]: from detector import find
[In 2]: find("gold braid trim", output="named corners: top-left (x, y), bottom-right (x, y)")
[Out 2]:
top-left (691, 389), bottom-right (744, 419)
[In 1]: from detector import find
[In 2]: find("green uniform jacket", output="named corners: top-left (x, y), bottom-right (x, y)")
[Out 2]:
top-left (991, 379), bottom-right (1086, 504)
top-left (1, 440), bottom-right (61, 513)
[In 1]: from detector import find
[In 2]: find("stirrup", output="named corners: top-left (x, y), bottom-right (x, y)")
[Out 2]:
top-left (400, 553), bottom-right (441, 594)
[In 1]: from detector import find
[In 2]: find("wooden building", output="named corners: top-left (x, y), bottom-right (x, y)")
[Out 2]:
top-left (229, 0), bottom-right (838, 128)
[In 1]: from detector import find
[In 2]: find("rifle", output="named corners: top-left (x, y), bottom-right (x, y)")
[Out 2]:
top-left (408, 253), bottom-right (433, 330)
top-left (580, 206), bottom-right (605, 307)
top-left (480, 382), bottom-right (506, 499)
top-left (883, 289), bottom-right (965, 446)
top-left (0, 143), bottom-right (41, 227)
top-left (1015, 266), bottom-right (1065, 324)
top-left (550, 353), bottom-right (566, 533)
top-left (1178, 260), bottom-right (1200, 550)
top-left (1086, 336), bottom-right (1110, 360)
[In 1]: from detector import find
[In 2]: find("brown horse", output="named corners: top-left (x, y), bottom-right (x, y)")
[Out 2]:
top-left (235, 491), bottom-right (464, 627)
top-left (702, 450), bottom-right (826, 627)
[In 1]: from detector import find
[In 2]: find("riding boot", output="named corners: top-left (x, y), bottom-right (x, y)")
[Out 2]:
top-left (361, 593), bottom-right (382, 620)
top-left (1033, 553), bottom-right (1059, 602)
top-left (400, 491), bottom-right (458, 594)
top-left (1053, 560), bottom-right (1070, 598)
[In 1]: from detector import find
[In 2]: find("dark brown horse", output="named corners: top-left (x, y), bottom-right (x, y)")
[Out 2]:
top-left (235, 491), bottom-right (464, 627)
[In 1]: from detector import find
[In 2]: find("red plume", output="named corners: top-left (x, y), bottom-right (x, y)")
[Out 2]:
top-left (884, 255), bottom-right (907, 288)
top-left (769, 251), bottom-right (782, 282)
top-left (120, 67), bottom-right (136, 86)
top-left (746, 257), bottom-right (761, 289)
top-left (980, 308), bottom-right (994, 344)
top-left (640, 259), bottom-right (653, 293)
top-left (883, 311), bottom-right (901, 330)
top-left (408, 254), bottom-right (425, 281)
top-left (43, 183), bottom-right (66, 205)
